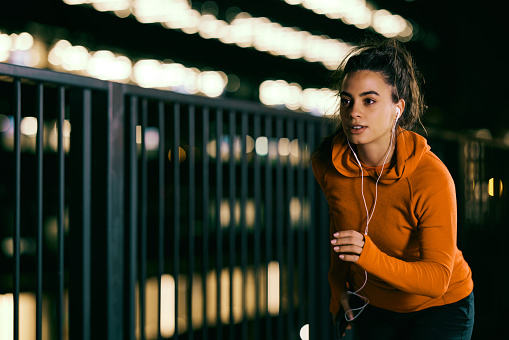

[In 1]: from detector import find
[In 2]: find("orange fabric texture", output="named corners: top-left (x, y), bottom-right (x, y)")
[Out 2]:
top-left (312, 130), bottom-right (473, 314)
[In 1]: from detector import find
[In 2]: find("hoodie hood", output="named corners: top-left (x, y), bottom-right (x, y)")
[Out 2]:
top-left (331, 129), bottom-right (430, 184)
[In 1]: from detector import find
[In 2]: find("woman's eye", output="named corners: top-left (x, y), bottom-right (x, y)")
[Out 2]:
top-left (340, 98), bottom-right (350, 105)
top-left (365, 98), bottom-right (375, 105)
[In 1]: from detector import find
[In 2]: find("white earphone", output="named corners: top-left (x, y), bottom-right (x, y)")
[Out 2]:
top-left (344, 108), bottom-right (399, 322)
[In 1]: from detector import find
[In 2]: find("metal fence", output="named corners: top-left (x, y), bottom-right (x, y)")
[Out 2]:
top-left (0, 62), bottom-right (332, 340)
top-left (1, 63), bottom-right (509, 340)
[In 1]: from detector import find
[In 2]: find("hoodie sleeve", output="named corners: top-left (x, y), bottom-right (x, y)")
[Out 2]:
top-left (356, 154), bottom-right (456, 298)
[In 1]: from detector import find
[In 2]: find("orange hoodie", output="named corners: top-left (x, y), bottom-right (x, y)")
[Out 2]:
top-left (312, 129), bottom-right (473, 314)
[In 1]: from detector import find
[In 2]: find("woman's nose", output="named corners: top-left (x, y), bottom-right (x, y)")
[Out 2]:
top-left (349, 104), bottom-right (361, 118)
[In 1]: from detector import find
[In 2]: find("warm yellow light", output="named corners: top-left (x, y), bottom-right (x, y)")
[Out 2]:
top-left (132, 59), bottom-right (162, 87)
top-left (87, 51), bottom-right (131, 80)
top-left (160, 62), bottom-right (185, 89)
top-left (0, 34), bottom-right (12, 52)
top-left (267, 261), bottom-right (280, 315)
top-left (198, 15), bottom-right (227, 39)
top-left (136, 125), bottom-right (142, 144)
top-left (255, 136), bottom-right (268, 156)
top-left (0, 294), bottom-right (13, 340)
top-left (488, 178), bottom-right (504, 197)
top-left (160, 274), bottom-right (176, 337)
top-left (173, 9), bottom-right (201, 33)
top-left (0, 50), bottom-right (9, 62)
top-left (259, 79), bottom-right (289, 106)
top-left (290, 139), bottom-right (299, 158)
top-left (20, 117), bottom-right (38, 136)
top-left (220, 200), bottom-right (233, 227)
top-left (0, 293), bottom-right (36, 339)
top-left (62, 0), bottom-right (89, 4)
top-left (229, 13), bottom-right (255, 48)
top-left (278, 138), bottom-right (290, 156)
top-left (15, 32), bottom-right (34, 51)
top-left (92, 0), bottom-right (130, 12)
top-left (168, 147), bottom-right (186, 162)
top-left (199, 71), bottom-right (226, 97)
top-left (218, 199), bottom-right (256, 229)
top-left (245, 135), bottom-right (255, 153)
top-left (300, 324), bottom-right (309, 340)
top-left (285, 83), bottom-right (303, 110)
top-left (183, 68), bottom-right (201, 94)
top-left (49, 120), bottom-right (71, 152)
top-left (489, 178), bottom-right (494, 197)
top-left (289, 197), bottom-right (302, 225)
top-left (61, 45), bottom-right (89, 71)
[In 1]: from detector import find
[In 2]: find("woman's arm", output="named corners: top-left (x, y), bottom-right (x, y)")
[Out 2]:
top-left (331, 165), bottom-right (457, 298)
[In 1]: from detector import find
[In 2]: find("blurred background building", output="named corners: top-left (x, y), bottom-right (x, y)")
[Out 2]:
top-left (1, 0), bottom-right (508, 339)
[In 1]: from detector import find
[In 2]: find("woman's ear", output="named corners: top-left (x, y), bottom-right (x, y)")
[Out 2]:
top-left (395, 99), bottom-right (405, 120)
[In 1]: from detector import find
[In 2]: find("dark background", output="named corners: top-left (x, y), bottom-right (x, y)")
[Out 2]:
top-left (1, 0), bottom-right (507, 138)
top-left (1, 1), bottom-right (507, 338)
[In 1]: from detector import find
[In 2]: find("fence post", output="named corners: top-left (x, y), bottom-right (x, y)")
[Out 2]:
top-left (78, 82), bottom-right (125, 338)
top-left (69, 87), bottom-right (93, 340)
top-left (105, 82), bottom-right (126, 338)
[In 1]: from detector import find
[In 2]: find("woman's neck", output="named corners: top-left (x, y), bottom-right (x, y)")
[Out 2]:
top-left (356, 138), bottom-right (396, 167)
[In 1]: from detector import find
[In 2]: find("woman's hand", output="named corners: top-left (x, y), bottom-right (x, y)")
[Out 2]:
top-left (331, 230), bottom-right (365, 262)
top-left (339, 289), bottom-right (354, 322)
top-left (333, 289), bottom-right (354, 338)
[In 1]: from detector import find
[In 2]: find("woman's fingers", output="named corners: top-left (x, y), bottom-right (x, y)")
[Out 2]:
top-left (330, 231), bottom-right (365, 249)
top-left (333, 244), bottom-right (363, 254)
top-left (339, 253), bottom-right (361, 262)
top-left (331, 230), bottom-right (365, 262)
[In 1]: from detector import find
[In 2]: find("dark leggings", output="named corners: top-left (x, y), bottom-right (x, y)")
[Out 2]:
top-left (353, 292), bottom-right (475, 340)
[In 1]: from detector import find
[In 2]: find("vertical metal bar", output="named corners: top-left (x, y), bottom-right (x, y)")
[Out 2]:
top-left (202, 107), bottom-right (210, 340)
top-left (36, 83), bottom-right (44, 340)
top-left (240, 112), bottom-right (248, 340)
top-left (264, 116), bottom-right (273, 339)
top-left (286, 120), bottom-right (295, 338)
top-left (215, 109), bottom-right (223, 340)
top-left (157, 100), bottom-right (165, 340)
top-left (173, 103), bottom-right (181, 340)
top-left (127, 96), bottom-right (138, 340)
top-left (139, 98), bottom-right (148, 340)
top-left (188, 104), bottom-right (196, 340)
top-left (297, 121), bottom-right (305, 330)
top-left (253, 114), bottom-right (261, 340)
top-left (68, 86), bottom-right (92, 339)
top-left (320, 121), bottom-right (331, 340)
top-left (320, 184), bottom-right (330, 339)
top-left (82, 88), bottom-right (92, 340)
top-left (307, 123), bottom-right (316, 340)
top-left (228, 110), bottom-right (235, 340)
top-left (275, 118), bottom-right (284, 340)
top-left (57, 85), bottom-right (66, 340)
top-left (106, 82), bottom-right (125, 339)
top-left (13, 78), bottom-right (21, 340)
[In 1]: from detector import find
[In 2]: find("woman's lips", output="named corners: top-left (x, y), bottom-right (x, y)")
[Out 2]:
top-left (349, 125), bottom-right (366, 134)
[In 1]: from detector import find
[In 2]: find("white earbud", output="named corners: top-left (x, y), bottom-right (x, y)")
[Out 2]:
top-left (396, 107), bottom-right (401, 119)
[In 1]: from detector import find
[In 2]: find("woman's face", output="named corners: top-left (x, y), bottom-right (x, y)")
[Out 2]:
top-left (339, 70), bottom-right (402, 150)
